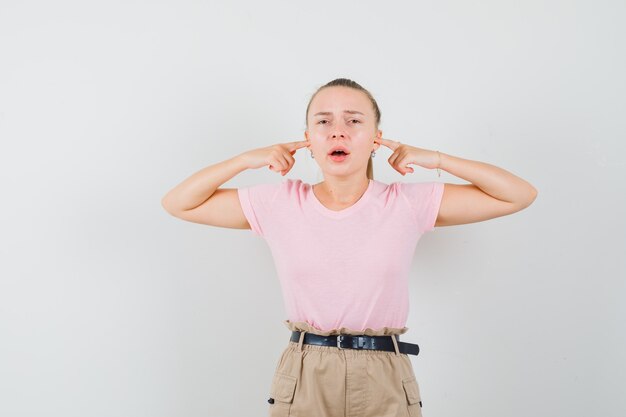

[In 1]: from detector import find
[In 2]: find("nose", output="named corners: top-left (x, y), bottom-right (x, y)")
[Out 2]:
top-left (329, 124), bottom-right (348, 140)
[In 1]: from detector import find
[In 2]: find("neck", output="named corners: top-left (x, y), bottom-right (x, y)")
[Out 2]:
top-left (315, 177), bottom-right (370, 204)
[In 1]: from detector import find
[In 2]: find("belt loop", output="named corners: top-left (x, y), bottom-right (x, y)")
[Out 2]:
top-left (391, 334), bottom-right (400, 356)
top-left (298, 331), bottom-right (306, 352)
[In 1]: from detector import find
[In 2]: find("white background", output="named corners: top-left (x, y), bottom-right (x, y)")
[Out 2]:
top-left (1, 1), bottom-right (624, 416)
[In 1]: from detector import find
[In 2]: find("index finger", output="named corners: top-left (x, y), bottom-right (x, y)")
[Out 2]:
top-left (374, 137), bottom-right (401, 150)
top-left (288, 140), bottom-right (311, 151)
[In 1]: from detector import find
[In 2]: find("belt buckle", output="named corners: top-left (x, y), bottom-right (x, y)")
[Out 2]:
top-left (336, 334), bottom-right (345, 349)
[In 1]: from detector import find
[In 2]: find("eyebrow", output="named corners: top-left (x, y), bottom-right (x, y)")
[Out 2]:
top-left (313, 110), bottom-right (365, 117)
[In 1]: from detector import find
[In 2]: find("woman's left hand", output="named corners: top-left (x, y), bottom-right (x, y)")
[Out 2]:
top-left (373, 138), bottom-right (440, 176)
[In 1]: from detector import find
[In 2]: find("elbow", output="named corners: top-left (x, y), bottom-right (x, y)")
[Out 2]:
top-left (518, 186), bottom-right (538, 209)
top-left (528, 185), bottom-right (538, 204)
top-left (161, 195), bottom-right (178, 216)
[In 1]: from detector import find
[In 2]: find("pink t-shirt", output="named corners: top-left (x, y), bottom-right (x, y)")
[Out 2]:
top-left (237, 178), bottom-right (444, 333)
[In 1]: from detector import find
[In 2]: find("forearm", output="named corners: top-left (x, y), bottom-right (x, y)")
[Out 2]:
top-left (437, 151), bottom-right (538, 205)
top-left (161, 153), bottom-right (249, 212)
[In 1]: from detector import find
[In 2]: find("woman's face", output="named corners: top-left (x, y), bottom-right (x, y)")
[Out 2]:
top-left (305, 86), bottom-right (381, 177)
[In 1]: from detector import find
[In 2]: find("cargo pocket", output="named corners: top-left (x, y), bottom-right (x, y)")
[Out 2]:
top-left (402, 376), bottom-right (423, 417)
top-left (267, 372), bottom-right (297, 417)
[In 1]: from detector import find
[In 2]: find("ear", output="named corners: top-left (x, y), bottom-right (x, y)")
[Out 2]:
top-left (374, 131), bottom-right (382, 151)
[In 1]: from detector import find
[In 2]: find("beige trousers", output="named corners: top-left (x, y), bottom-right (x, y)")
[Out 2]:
top-left (267, 320), bottom-right (424, 417)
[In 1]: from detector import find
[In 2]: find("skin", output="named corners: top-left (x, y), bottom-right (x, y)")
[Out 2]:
top-left (302, 85), bottom-right (538, 226)
top-left (162, 84), bottom-right (537, 229)
top-left (304, 86), bottom-right (381, 207)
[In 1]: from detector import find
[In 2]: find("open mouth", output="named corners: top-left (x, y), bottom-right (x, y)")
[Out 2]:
top-left (329, 150), bottom-right (349, 162)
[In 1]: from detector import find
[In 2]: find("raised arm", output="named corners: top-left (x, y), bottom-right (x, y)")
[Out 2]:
top-left (161, 154), bottom-right (252, 229)
top-left (434, 152), bottom-right (538, 227)
top-left (373, 138), bottom-right (538, 228)
top-left (161, 140), bottom-right (310, 229)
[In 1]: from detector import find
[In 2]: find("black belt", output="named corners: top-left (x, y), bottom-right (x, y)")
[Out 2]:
top-left (290, 331), bottom-right (420, 356)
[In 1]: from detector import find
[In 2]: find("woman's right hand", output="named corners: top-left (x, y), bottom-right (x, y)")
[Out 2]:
top-left (241, 140), bottom-right (310, 176)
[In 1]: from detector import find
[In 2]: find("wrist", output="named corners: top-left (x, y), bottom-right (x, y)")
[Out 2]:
top-left (434, 150), bottom-right (444, 177)
top-left (231, 153), bottom-right (251, 171)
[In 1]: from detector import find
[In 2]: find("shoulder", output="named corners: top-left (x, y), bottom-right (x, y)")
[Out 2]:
top-left (370, 179), bottom-right (411, 197)
top-left (397, 181), bottom-right (444, 195)
top-left (244, 178), bottom-right (309, 202)
top-left (238, 180), bottom-right (290, 205)
top-left (393, 180), bottom-right (445, 207)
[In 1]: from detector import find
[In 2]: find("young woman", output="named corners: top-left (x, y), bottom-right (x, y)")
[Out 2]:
top-left (161, 78), bottom-right (538, 417)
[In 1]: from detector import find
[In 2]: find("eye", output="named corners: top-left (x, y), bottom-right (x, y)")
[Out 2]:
top-left (317, 120), bottom-right (328, 125)
top-left (350, 119), bottom-right (362, 124)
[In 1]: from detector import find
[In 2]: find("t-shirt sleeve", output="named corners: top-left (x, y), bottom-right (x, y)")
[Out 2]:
top-left (399, 181), bottom-right (445, 233)
top-left (237, 181), bottom-right (283, 237)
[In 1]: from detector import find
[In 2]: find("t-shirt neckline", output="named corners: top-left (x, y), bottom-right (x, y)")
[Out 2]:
top-left (309, 179), bottom-right (374, 219)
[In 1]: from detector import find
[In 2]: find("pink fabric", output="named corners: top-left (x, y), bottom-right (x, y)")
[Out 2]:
top-left (237, 178), bottom-right (445, 333)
